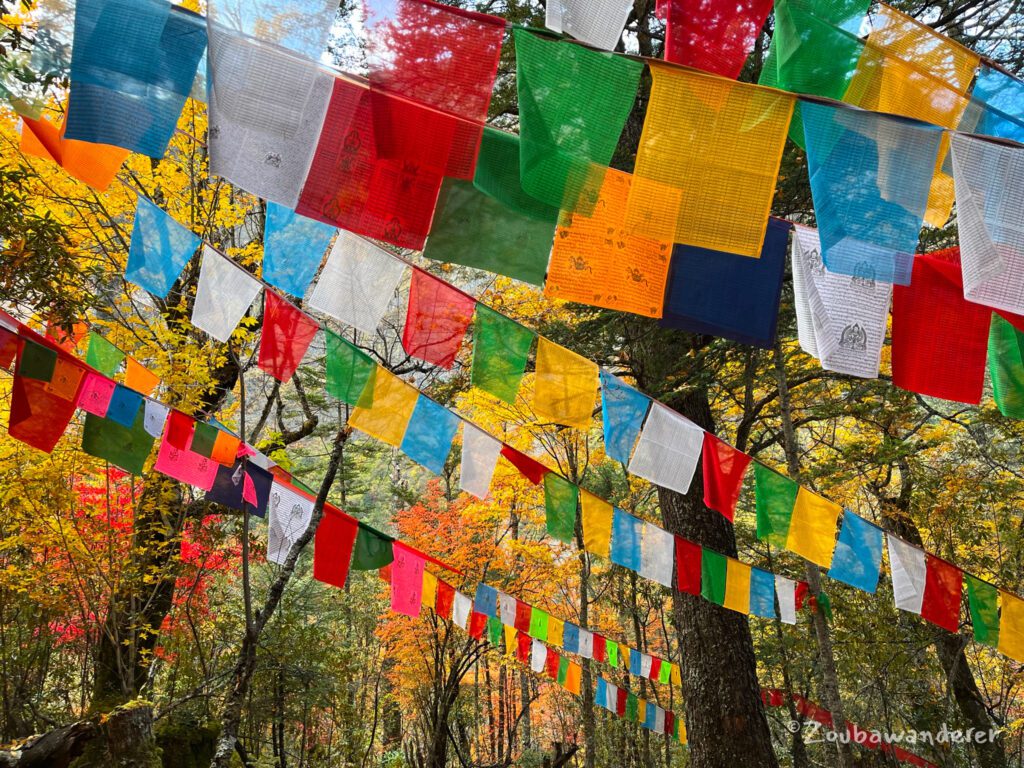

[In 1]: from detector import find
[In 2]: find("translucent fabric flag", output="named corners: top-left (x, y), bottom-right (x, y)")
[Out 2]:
top-left (626, 63), bottom-right (794, 255)
top-left (514, 29), bottom-right (644, 211)
top-left (126, 199), bottom-right (201, 299)
top-left (989, 315), bottom-right (1024, 420)
top-left (534, 339), bottom-right (599, 429)
top-left (723, 559), bottom-right (751, 614)
top-left (661, 218), bottom-right (790, 346)
top-left (153, 430), bottom-right (220, 492)
top-left (82, 410), bottom-right (154, 476)
top-left (701, 434), bottom-right (752, 522)
top-left (66, 0), bottom-right (206, 157)
top-left (701, 549), bottom-right (727, 606)
top-left (472, 128), bottom-right (559, 224)
top-left (749, 568), bottom-right (776, 619)
top-left (675, 537), bottom-right (701, 595)
top-left (660, 0), bottom-right (773, 78)
top-left (325, 331), bottom-right (375, 405)
top-left (581, 490), bottom-right (613, 558)
top-left (460, 423), bottom-right (502, 499)
top-left (998, 592), bottom-right (1024, 662)
top-left (640, 523), bottom-right (675, 588)
top-left (207, 0), bottom-right (338, 58)
top-left (966, 576), bottom-right (999, 647)
top-left (348, 368), bottom-right (419, 447)
top-left (471, 306), bottom-right (534, 403)
top-left (544, 0), bottom-right (632, 50)
top-left (598, 371), bottom-right (650, 466)
top-left (828, 511), bottom-right (883, 593)
top-left (546, 168), bottom-right (673, 319)
top-left (453, 591), bottom-right (473, 629)
top-left (79, 373), bottom-right (116, 417)
top-left (790, 225), bottom-right (893, 379)
top-left (308, 232), bottom-right (405, 335)
top-left (399, 396), bottom-right (460, 475)
top-left (628, 404), bottom-right (703, 495)
top-left (500, 445), bottom-right (551, 485)
top-left (965, 67), bottom-right (1024, 143)
top-left (920, 555), bottom-right (962, 633)
top-left (887, 535), bottom-right (927, 615)
top-left (754, 463), bottom-right (799, 548)
top-left (350, 527), bottom-right (394, 570)
top-left (775, 574), bottom-right (797, 625)
top-left (950, 134), bottom-right (1024, 316)
top-left (801, 101), bottom-right (943, 286)
top-left (124, 358), bottom-right (159, 397)
top-left (206, 25), bottom-right (334, 208)
top-left (85, 332), bottom-right (123, 376)
top-left (786, 488), bottom-right (840, 568)
top-left (262, 203), bottom-right (335, 298)
top-left (191, 247), bottom-right (262, 343)
top-left (610, 508), bottom-right (642, 571)
top-left (313, 509), bottom-right (358, 589)
top-left (402, 270), bottom-right (477, 369)
top-left (390, 543), bottom-right (426, 618)
top-left (258, 292), bottom-right (319, 383)
top-left (267, 482), bottom-right (315, 566)
top-left (544, 473), bottom-right (579, 544)
top-left (20, 114), bottom-right (128, 191)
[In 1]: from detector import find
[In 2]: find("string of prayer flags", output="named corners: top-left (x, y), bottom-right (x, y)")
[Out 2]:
top-left (966, 576), bottom-right (999, 647)
top-left (85, 332), bottom-right (124, 376)
top-left (598, 372), bottom-right (650, 465)
top-left (259, 292), bottom-right (319, 382)
top-left (153, 427), bottom-right (220, 492)
top-left (191, 247), bottom-right (262, 342)
top-left (533, 339), bottom-right (599, 429)
top-left (787, 488), bottom-right (841, 568)
top-left (989, 315), bottom-right (1024, 419)
top-left (459, 424), bottom-right (502, 499)
top-left (887, 536), bottom-right (927, 615)
top-left (545, 169), bottom-right (673, 318)
top-left (950, 134), bottom-right (1024, 316)
top-left (775, 575), bottom-right (798, 624)
top-left (627, 404), bottom-right (703, 495)
top-left (325, 331), bottom-right (375, 406)
top-left (206, 24), bottom-right (334, 209)
top-left (660, 218), bottom-right (790, 347)
top-left (500, 445), bottom-right (551, 485)
top-left (79, 373), bottom-right (117, 417)
top-left (348, 367), bottom-right (419, 447)
top-left (513, 29), bottom-right (643, 211)
top-left (206, 0), bottom-right (338, 58)
top-left (402, 270), bottom-right (477, 369)
top-left (66, 0), bottom-right (206, 157)
top-left (659, 0), bottom-right (773, 78)
top-left (921, 555), bottom-right (963, 633)
top-left (626, 63), bottom-right (794, 256)
top-left (267, 481), bottom-right (316, 566)
top-left (124, 358), bottom-right (159, 397)
top-left (313, 509), bottom-right (359, 589)
top-left (206, 460), bottom-right (274, 517)
top-left (126, 199), bottom-right (202, 299)
top-left (81, 409), bottom-right (155, 476)
top-left (828, 511), bottom-right (883, 593)
top-left (800, 101), bottom-right (942, 286)
top-left (20, 114), bottom-right (128, 191)
top-left (261, 203), bottom-right (336, 298)
top-left (610, 508), bottom-right (643, 571)
top-left (308, 232), bottom-right (405, 335)
top-left (998, 592), bottom-right (1024, 662)
top-left (701, 434), bottom-right (752, 521)
top-left (351, 526), bottom-right (395, 571)
top-left (640, 523), bottom-right (675, 588)
top-left (9, 336), bottom-right (84, 453)
top-left (581, 490), bottom-right (613, 559)
top-left (754, 463), bottom-right (799, 548)
top-left (544, 473), bottom-right (579, 544)
top-left (470, 306), bottom-right (534, 404)
top-left (544, 0), bottom-right (632, 50)
top-left (790, 225), bottom-right (892, 379)
top-left (399, 396), bottom-right (460, 475)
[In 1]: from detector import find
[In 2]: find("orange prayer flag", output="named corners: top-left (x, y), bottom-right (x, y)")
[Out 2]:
top-left (124, 357), bottom-right (160, 396)
top-left (210, 429), bottom-right (242, 466)
top-left (20, 115), bottom-right (129, 191)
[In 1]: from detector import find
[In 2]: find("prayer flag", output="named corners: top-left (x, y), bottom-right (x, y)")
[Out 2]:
top-left (325, 331), bottom-right (375, 405)
top-left (436, 581), bottom-right (456, 619)
top-left (469, 611), bottom-right (487, 639)
top-left (660, 0), bottom-right (772, 78)
top-left (563, 661), bottom-right (582, 695)
top-left (500, 593), bottom-right (517, 627)
top-left (351, 525), bottom-right (394, 570)
top-left (267, 482), bottom-right (316, 565)
top-left (313, 509), bottom-right (358, 589)
top-left (259, 292), bottom-right (319, 382)
top-left (399, 396), bottom-right (460, 474)
top-left (578, 628), bottom-right (594, 659)
top-left (106, 385), bottom-right (142, 429)
top-left (486, 616), bottom-right (502, 646)
top-left (402, 269), bottom-right (476, 369)
top-left (754, 463), bottom-right (798, 548)
top-left (545, 649), bottom-right (561, 679)
top-left (531, 639), bottom-right (547, 672)
top-left (629, 404), bottom-right (704, 495)
top-left (593, 634), bottom-right (606, 663)
top-left (786, 488), bottom-right (841, 568)
top-left (599, 371), bottom-right (650, 465)
top-left (46, 357), bottom-right (86, 402)
top-left (504, 625), bottom-right (518, 656)
top-left (207, 0), bottom-right (337, 58)
top-left (390, 543), bottom-right (426, 618)
top-left (18, 339), bottom-right (57, 382)
top-left (82, 410), bottom-right (155, 475)
top-left (500, 445), bottom-right (550, 485)
top-left (887, 536), bottom-right (927, 615)
top-left (723, 559), bottom-right (752, 614)
top-left (421, 572), bottom-right (438, 609)
top-left (967, 66), bottom-right (1024, 143)
top-left (534, 339), bottom-right (599, 429)
top-left (20, 114), bottom-right (128, 190)
top-left (544, 0), bottom-right (632, 50)
top-left (921, 556), bottom-right (962, 633)
top-left (78, 373), bottom-right (116, 417)
top-left (262, 203), bottom-right (335, 297)
top-left (471, 305), bottom-right (534, 404)
top-left (0, 328), bottom-right (15, 370)
top-left (192, 247), bottom-right (262, 343)
top-left (749, 568), bottom-right (776, 618)
top-left (474, 584), bottom-right (498, 617)
top-left (85, 332), bottom-right (125, 377)
top-left (581, 490), bottom-right (613, 558)
top-left (141, 401), bottom-right (167, 439)
top-left (124, 358), bottom-right (159, 397)
top-left (828, 511), bottom-right (883, 593)
top-left (701, 548), bottom-right (727, 606)
top-left (453, 591), bottom-right (472, 629)
top-left (544, 473), bottom-right (579, 544)
top-left (190, 422), bottom-right (220, 459)
top-left (460, 424), bottom-right (502, 499)
top-left (211, 429), bottom-right (241, 466)
top-left (966, 576), bottom-right (999, 647)
top-left (562, 622), bottom-right (579, 654)
top-left (607, 641), bottom-right (618, 668)
top-left (154, 430), bottom-right (220, 492)
top-left (611, 509), bottom-right (642, 571)
top-left (675, 536), bottom-right (702, 595)
top-left (205, 461), bottom-right (274, 517)
top-left (529, 608), bottom-right (549, 641)
top-left (165, 410), bottom-right (194, 451)
top-left (472, 126), bottom-right (559, 223)
top-left (548, 617), bottom-right (564, 648)
top-left (776, 575), bottom-right (797, 624)
top-left (701, 434), bottom-right (752, 521)
top-left (126, 198), bottom-right (201, 299)
top-left (989, 314), bottom-right (1024, 420)
top-left (348, 368), bottom-right (419, 447)
top-left (640, 522), bottom-right (675, 588)
top-left (998, 592), bottom-right (1024, 662)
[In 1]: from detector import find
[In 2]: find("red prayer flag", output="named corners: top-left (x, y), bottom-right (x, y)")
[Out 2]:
top-left (920, 554), bottom-right (963, 633)
top-left (166, 410), bottom-right (195, 451)
top-left (701, 434), bottom-right (752, 521)
top-left (313, 508), bottom-right (359, 589)
top-left (615, 687), bottom-right (628, 717)
top-left (650, 657), bottom-right (662, 681)
top-left (242, 471), bottom-right (258, 506)
top-left (592, 634), bottom-right (607, 663)
top-left (500, 445), bottom-right (551, 485)
top-left (665, 711), bottom-right (675, 737)
top-left (675, 536), bottom-right (702, 595)
top-left (545, 648), bottom-right (560, 679)
top-left (435, 580), bottom-right (455, 619)
top-left (514, 600), bottom-right (532, 633)
top-left (402, 269), bottom-right (477, 369)
top-left (795, 581), bottom-right (810, 610)
top-left (0, 327), bottom-right (16, 369)
top-left (259, 292), bottom-right (319, 382)
top-left (469, 611), bottom-right (487, 639)
top-left (516, 630), bottom-right (532, 663)
top-left (8, 331), bottom-right (84, 453)
top-left (661, 0), bottom-right (773, 78)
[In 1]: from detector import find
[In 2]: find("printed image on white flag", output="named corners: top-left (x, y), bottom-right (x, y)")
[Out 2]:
top-left (267, 482), bottom-right (315, 565)
top-left (628, 404), bottom-right (703, 494)
top-left (191, 246), bottom-right (262, 342)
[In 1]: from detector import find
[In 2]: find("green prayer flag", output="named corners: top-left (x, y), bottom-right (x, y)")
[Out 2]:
top-left (472, 128), bottom-right (559, 223)
top-left (326, 330), bottom-right (375, 405)
top-left (701, 548), bottom-right (727, 606)
top-left (191, 422), bottom-right (219, 458)
top-left (659, 661), bottom-right (671, 685)
top-left (607, 641), bottom-right (618, 668)
top-left (754, 463), bottom-right (799, 547)
top-left (85, 332), bottom-right (125, 376)
top-left (528, 608), bottom-right (549, 641)
top-left (966, 575), bottom-right (1000, 647)
top-left (544, 473), bottom-right (578, 544)
top-left (471, 305), bottom-right (534, 403)
top-left (625, 693), bottom-right (639, 722)
top-left (81, 410), bottom-right (155, 475)
top-left (350, 527), bottom-right (394, 571)
top-left (19, 339), bottom-right (57, 381)
top-left (422, 178), bottom-right (555, 286)
top-left (487, 616), bottom-right (503, 647)
top-left (557, 655), bottom-right (570, 685)
top-left (817, 591), bottom-right (833, 623)
top-left (989, 314), bottom-right (1024, 420)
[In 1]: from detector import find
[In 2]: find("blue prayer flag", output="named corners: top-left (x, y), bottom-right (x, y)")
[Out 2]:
top-left (610, 508), bottom-right (642, 571)
top-left (66, 0), bottom-right (206, 157)
top-left (629, 648), bottom-right (643, 674)
top-left (595, 677), bottom-right (607, 708)
top-left (660, 218), bottom-right (791, 348)
top-left (399, 396), bottom-right (460, 475)
top-left (262, 203), bottom-right (336, 297)
top-left (126, 198), bottom-right (202, 298)
top-left (828, 510), bottom-right (883, 593)
top-left (562, 622), bottom-right (580, 653)
top-left (968, 67), bottom-right (1024, 144)
top-left (642, 700), bottom-right (657, 730)
top-left (474, 584), bottom-right (498, 617)
top-left (599, 371), bottom-right (650, 465)
top-left (749, 568), bottom-right (777, 618)
top-left (106, 385), bottom-right (142, 428)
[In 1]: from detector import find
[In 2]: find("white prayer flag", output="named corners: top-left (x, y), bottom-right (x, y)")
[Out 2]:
top-left (655, 707), bottom-right (666, 735)
top-left (578, 629), bottom-right (594, 659)
top-left (640, 522), bottom-right (675, 588)
top-left (602, 679), bottom-right (618, 711)
top-left (460, 424), bottom-right (502, 499)
top-left (192, 246), bottom-right (262, 342)
top-left (775, 575), bottom-right (797, 625)
top-left (640, 653), bottom-right (653, 679)
top-left (887, 535), bottom-right (927, 615)
top-left (267, 482), bottom-right (314, 565)
top-left (628, 404), bottom-right (703, 494)
top-left (308, 232), bottom-right (406, 334)
top-left (143, 400), bottom-right (169, 438)
top-left (545, 0), bottom-right (632, 51)
top-left (452, 591), bottom-right (472, 630)
top-left (499, 592), bottom-right (517, 627)
top-left (531, 639), bottom-right (547, 673)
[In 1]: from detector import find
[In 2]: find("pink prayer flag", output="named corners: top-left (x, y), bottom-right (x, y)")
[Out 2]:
top-left (78, 373), bottom-right (117, 416)
top-left (154, 431), bottom-right (221, 491)
top-left (242, 471), bottom-right (258, 506)
top-left (390, 542), bottom-right (426, 618)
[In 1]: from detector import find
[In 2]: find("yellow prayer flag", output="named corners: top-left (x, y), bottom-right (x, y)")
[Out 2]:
top-left (548, 617), bottom-right (565, 648)
top-left (998, 591), bottom-right (1024, 662)
top-left (348, 368), bottom-right (418, 447)
top-left (534, 338), bottom-right (598, 429)
top-left (670, 663), bottom-right (681, 687)
top-left (637, 700), bottom-right (647, 724)
top-left (723, 558), bottom-right (751, 615)
top-left (679, 719), bottom-right (687, 744)
top-left (626, 63), bottom-right (794, 256)
top-left (421, 571), bottom-right (438, 609)
top-left (564, 661), bottom-right (582, 695)
top-left (786, 487), bottom-right (841, 567)
top-left (503, 624), bottom-right (518, 657)
top-left (581, 490), bottom-right (613, 558)
top-left (125, 357), bottom-right (160, 396)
